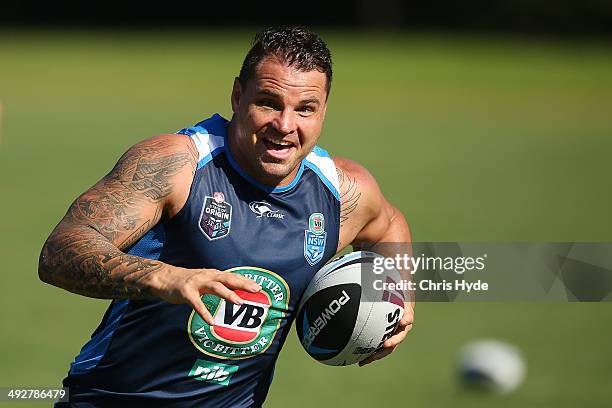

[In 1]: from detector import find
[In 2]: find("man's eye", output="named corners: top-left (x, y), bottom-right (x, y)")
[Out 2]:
top-left (298, 106), bottom-right (315, 115)
top-left (257, 99), bottom-right (280, 110)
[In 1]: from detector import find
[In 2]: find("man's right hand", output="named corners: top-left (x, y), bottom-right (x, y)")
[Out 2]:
top-left (145, 267), bottom-right (262, 325)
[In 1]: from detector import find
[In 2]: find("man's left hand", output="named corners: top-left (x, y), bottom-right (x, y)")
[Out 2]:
top-left (358, 302), bottom-right (414, 367)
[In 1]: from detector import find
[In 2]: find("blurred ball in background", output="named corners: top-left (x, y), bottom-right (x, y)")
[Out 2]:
top-left (457, 339), bottom-right (526, 394)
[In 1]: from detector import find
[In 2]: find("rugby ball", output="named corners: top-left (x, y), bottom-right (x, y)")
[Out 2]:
top-left (457, 339), bottom-right (526, 394)
top-left (296, 251), bottom-right (405, 366)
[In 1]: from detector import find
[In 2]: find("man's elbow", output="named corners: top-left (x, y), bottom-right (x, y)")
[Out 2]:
top-left (387, 204), bottom-right (411, 243)
top-left (38, 239), bottom-right (56, 284)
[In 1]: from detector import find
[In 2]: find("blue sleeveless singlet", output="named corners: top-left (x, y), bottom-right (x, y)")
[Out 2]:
top-left (60, 114), bottom-right (341, 407)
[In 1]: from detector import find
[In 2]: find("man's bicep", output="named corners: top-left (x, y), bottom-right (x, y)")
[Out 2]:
top-left (62, 134), bottom-right (198, 250)
top-left (66, 178), bottom-right (163, 251)
top-left (354, 202), bottom-right (411, 250)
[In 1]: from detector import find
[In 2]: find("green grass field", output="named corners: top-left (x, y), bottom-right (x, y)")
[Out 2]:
top-left (1, 30), bottom-right (611, 407)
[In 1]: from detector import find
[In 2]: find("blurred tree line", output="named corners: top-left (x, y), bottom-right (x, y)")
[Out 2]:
top-left (1, 0), bottom-right (611, 36)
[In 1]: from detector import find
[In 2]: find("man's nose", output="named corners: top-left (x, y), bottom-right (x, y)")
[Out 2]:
top-left (271, 109), bottom-right (297, 135)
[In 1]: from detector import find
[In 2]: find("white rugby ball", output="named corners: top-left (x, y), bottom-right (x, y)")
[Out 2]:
top-left (457, 339), bottom-right (526, 394)
top-left (296, 251), bottom-right (406, 366)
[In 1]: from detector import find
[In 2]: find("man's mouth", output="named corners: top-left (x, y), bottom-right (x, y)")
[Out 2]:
top-left (262, 137), bottom-right (296, 160)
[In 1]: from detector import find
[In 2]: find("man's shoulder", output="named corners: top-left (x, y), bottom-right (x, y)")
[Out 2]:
top-left (333, 156), bottom-right (380, 195)
top-left (302, 148), bottom-right (380, 199)
top-left (117, 133), bottom-right (199, 176)
top-left (111, 133), bottom-right (199, 217)
top-left (130, 133), bottom-right (196, 153)
top-left (333, 155), bottom-right (387, 241)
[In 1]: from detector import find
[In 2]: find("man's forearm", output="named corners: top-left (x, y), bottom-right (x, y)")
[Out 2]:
top-left (39, 223), bottom-right (166, 299)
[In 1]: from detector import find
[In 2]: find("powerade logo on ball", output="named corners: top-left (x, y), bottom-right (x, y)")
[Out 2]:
top-left (304, 212), bottom-right (327, 266)
top-left (199, 192), bottom-right (232, 240)
top-left (188, 267), bottom-right (290, 360)
top-left (301, 290), bottom-right (351, 350)
top-left (296, 282), bottom-right (361, 362)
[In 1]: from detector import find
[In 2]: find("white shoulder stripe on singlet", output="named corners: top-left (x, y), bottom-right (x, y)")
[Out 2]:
top-left (190, 129), bottom-right (226, 166)
top-left (304, 146), bottom-right (340, 201)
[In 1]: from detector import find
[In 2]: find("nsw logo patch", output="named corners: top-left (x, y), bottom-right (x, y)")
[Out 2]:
top-left (304, 212), bottom-right (327, 266)
top-left (199, 192), bottom-right (232, 240)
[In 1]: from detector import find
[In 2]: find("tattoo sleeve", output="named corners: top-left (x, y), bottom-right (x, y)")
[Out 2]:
top-left (38, 136), bottom-right (198, 299)
top-left (337, 166), bottom-right (362, 226)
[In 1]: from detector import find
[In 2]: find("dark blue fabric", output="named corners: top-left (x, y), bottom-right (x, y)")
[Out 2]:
top-left (62, 117), bottom-right (340, 407)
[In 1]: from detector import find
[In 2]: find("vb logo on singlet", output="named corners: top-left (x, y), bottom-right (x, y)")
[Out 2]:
top-left (188, 267), bottom-right (290, 359)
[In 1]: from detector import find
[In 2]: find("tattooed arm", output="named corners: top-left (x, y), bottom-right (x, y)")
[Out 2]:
top-left (39, 135), bottom-right (259, 324)
top-left (334, 157), bottom-right (414, 366)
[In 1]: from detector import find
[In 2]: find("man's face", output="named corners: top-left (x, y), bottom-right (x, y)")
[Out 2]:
top-left (229, 57), bottom-right (328, 186)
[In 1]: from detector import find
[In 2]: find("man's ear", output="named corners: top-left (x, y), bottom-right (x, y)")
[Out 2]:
top-left (231, 78), bottom-right (242, 114)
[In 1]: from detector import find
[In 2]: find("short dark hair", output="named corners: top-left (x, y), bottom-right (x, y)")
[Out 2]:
top-left (238, 26), bottom-right (333, 95)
